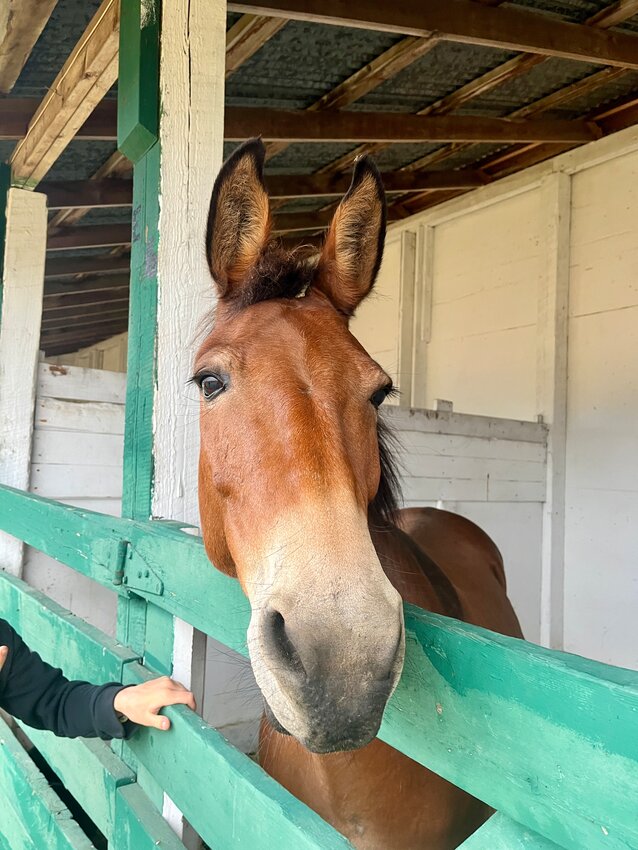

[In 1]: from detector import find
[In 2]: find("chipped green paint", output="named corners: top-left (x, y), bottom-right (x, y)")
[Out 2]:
top-left (118, 0), bottom-right (160, 163)
top-left (1, 486), bottom-right (638, 849)
top-left (113, 784), bottom-right (186, 850)
top-left (0, 714), bottom-right (94, 850)
top-left (15, 725), bottom-right (135, 842)
top-left (459, 813), bottom-right (562, 849)
top-left (0, 573), bottom-right (353, 850)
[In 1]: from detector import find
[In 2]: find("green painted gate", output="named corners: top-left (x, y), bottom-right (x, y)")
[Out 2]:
top-left (1, 2), bottom-right (637, 848)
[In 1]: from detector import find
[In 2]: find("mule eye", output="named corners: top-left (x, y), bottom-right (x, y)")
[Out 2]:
top-left (371, 386), bottom-right (391, 408)
top-left (200, 374), bottom-right (225, 400)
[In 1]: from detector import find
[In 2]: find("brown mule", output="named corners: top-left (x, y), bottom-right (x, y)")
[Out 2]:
top-left (195, 139), bottom-right (523, 849)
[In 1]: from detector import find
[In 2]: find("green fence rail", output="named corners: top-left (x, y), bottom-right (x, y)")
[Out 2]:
top-left (1, 484), bottom-right (637, 850)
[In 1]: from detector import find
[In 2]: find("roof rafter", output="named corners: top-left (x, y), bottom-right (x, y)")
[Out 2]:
top-left (226, 14), bottom-right (288, 77)
top-left (226, 107), bottom-right (599, 144)
top-left (47, 223), bottom-right (131, 252)
top-left (44, 254), bottom-right (131, 279)
top-left (10, 0), bottom-right (120, 187)
top-left (227, 0), bottom-right (638, 68)
top-left (0, 0), bottom-right (59, 94)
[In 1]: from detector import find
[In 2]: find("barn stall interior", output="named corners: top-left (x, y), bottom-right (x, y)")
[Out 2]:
top-left (0, 0), bottom-right (637, 848)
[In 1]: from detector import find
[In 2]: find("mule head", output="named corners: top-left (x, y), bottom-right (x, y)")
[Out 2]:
top-left (195, 138), bottom-right (404, 753)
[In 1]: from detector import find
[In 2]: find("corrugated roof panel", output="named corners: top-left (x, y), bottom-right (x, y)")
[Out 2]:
top-left (44, 142), bottom-right (119, 182)
top-left (266, 143), bottom-right (361, 173)
top-left (225, 21), bottom-right (402, 110)
top-left (463, 57), bottom-right (599, 117)
top-left (356, 41), bottom-right (518, 113)
top-left (508, 0), bottom-right (618, 22)
top-left (12, 0), bottom-right (111, 98)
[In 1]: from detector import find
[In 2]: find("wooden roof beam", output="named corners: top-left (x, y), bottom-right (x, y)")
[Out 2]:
top-left (40, 319), bottom-right (129, 347)
top-left (226, 107), bottom-right (599, 144)
top-left (45, 254), bottom-right (131, 279)
top-left (10, 0), bottom-right (120, 187)
top-left (44, 8), bottom-right (279, 228)
top-left (40, 179), bottom-right (132, 210)
top-left (0, 1), bottom-right (59, 93)
top-left (47, 224), bottom-right (131, 252)
top-left (227, 0), bottom-right (638, 69)
top-left (225, 14), bottom-right (288, 78)
top-left (266, 170), bottom-right (489, 198)
top-left (0, 98), bottom-right (117, 141)
top-left (41, 306), bottom-right (129, 328)
top-left (264, 34), bottom-right (440, 161)
top-left (320, 0), bottom-right (638, 176)
top-left (44, 274), bottom-right (130, 298)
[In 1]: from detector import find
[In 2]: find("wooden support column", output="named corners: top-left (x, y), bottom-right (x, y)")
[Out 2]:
top-left (154, 2), bottom-right (226, 835)
top-left (0, 184), bottom-right (47, 575)
top-left (119, 0), bottom-right (226, 842)
top-left (537, 171), bottom-right (571, 650)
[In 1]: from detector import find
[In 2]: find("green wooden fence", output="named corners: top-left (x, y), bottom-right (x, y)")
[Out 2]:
top-left (0, 485), bottom-right (637, 849)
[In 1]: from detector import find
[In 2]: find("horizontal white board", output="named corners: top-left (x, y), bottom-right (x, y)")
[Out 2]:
top-left (394, 430), bottom-right (546, 464)
top-left (38, 362), bottom-right (127, 404)
top-left (397, 454), bottom-right (545, 483)
top-left (34, 398), bottom-right (125, 435)
top-left (30, 463), bottom-right (122, 499)
top-left (386, 406), bottom-right (547, 444)
top-left (31, 430), bottom-right (124, 467)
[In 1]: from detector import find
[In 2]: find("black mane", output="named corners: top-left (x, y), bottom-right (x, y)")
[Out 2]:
top-left (369, 416), bottom-right (402, 527)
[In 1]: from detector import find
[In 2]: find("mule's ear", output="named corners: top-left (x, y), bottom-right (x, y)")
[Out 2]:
top-left (206, 138), bottom-right (271, 299)
top-left (314, 156), bottom-right (386, 316)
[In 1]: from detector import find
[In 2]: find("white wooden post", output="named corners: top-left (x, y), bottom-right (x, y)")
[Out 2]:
top-left (0, 189), bottom-right (47, 576)
top-left (537, 170), bottom-right (571, 649)
top-left (153, 0), bottom-right (226, 839)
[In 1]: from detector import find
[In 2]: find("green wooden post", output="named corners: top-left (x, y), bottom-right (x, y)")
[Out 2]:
top-left (118, 0), bottom-right (174, 815)
top-left (118, 0), bottom-right (160, 162)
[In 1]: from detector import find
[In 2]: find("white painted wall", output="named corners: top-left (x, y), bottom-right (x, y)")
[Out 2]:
top-left (22, 362), bottom-right (125, 636)
top-left (364, 126), bottom-right (638, 670)
top-left (387, 407), bottom-right (546, 642)
top-left (563, 150), bottom-right (638, 670)
top-left (46, 331), bottom-right (128, 372)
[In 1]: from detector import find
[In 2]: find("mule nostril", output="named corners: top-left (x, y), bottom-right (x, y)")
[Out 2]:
top-left (265, 609), bottom-right (306, 678)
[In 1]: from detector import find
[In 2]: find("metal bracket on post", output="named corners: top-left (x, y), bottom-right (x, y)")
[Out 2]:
top-left (121, 543), bottom-right (164, 596)
top-left (92, 537), bottom-right (164, 597)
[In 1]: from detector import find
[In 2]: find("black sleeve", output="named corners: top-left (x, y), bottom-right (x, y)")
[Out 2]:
top-left (0, 619), bottom-right (135, 740)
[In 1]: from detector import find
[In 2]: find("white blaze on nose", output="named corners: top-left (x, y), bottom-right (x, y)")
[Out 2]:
top-left (243, 496), bottom-right (405, 743)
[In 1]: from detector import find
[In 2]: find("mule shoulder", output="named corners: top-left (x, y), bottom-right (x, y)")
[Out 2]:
top-left (395, 507), bottom-right (523, 639)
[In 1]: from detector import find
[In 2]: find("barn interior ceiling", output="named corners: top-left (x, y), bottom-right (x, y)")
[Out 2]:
top-left (1, 0), bottom-right (637, 354)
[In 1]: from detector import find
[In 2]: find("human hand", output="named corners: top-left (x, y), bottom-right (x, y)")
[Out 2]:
top-left (0, 645), bottom-right (7, 672)
top-left (113, 676), bottom-right (196, 731)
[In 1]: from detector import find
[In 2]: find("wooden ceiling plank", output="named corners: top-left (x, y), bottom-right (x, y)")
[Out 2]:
top-left (0, 98), bottom-right (117, 141)
top-left (321, 0), bottom-right (638, 177)
top-left (226, 107), bottom-right (598, 144)
top-left (40, 178), bottom-right (133, 210)
top-left (264, 34), bottom-right (440, 161)
top-left (45, 255), bottom-right (130, 279)
top-left (43, 291), bottom-right (129, 312)
top-left (41, 320), bottom-right (129, 345)
top-left (48, 152), bottom-right (131, 231)
top-left (43, 10), bottom-right (274, 228)
top-left (587, 0), bottom-right (638, 29)
top-left (41, 307), bottom-right (129, 328)
top-left (226, 14), bottom-right (288, 78)
top-left (226, 0), bottom-right (638, 68)
top-left (0, 0), bottom-right (59, 94)
top-left (47, 223), bottom-right (131, 252)
top-left (10, 0), bottom-right (120, 187)
top-left (44, 274), bottom-right (130, 297)
top-left (266, 169), bottom-right (488, 198)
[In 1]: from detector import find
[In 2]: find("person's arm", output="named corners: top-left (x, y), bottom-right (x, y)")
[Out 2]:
top-left (0, 622), bottom-right (195, 740)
